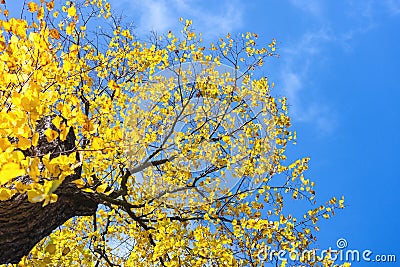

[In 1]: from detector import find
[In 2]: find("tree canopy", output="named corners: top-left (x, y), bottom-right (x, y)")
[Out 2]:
top-left (0, 1), bottom-right (344, 266)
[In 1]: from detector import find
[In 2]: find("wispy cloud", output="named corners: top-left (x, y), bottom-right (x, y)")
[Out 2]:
top-left (384, 0), bottom-right (400, 15)
top-left (281, 0), bottom-right (398, 135)
top-left (347, 0), bottom-right (400, 20)
top-left (289, 0), bottom-right (324, 17)
top-left (278, 29), bottom-right (337, 135)
top-left (138, 1), bottom-right (175, 33)
top-left (109, 0), bottom-right (243, 38)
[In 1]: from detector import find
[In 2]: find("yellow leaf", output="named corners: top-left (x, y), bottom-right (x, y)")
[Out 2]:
top-left (49, 28), bottom-right (60, 39)
top-left (43, 256), bottom-right (51, 264)
top-left (44, 180), bottom-right (61, 195)
top-left (82, 188), bottom-right (94, 193)
top-left (32, 132), bottom-right (39, 146)
top-left (52, 116), bottom-right (62, 129)
top-left (0, 138), bottom-right (11, 152)
top-left (45, 243), bottom-right (57, 254)
top-left (62, 247), bottom-right (71, 256)
top-left (43, 193), bottom-right (58, 207)
top-left (59, 126), bottom-right (70, 141)
top-left (66, 21), bottom-right (75, 35)
top-left (17, 137), bottom-right (31, 150)
top-left (72, 179), bottom-right (85, 188)
top-left (27, 189), bottom-right (44, 203)
top-left (37, 6), bottom-right (44, 20)
top-left (0, 188), bottom-right (12, 201)
top-left (96, 183), bottom-right (108, 193)
top-left (46, 1), bottom-right (54, 11)
top-left (14, 181), bottom-right (26, 192)
top-left (29, 157), bottom-right (40, 182)
top-left (0, 162), bottom-right (26, 185)
top-left (67, 5), bottom-right (76, 17)
top-left (108, 80), bottom-right (119, 90)
top-left (28, 2), bottom-right (38, 12)
top-left (42, 153), bottom-right (60, 177)
top-left (44, 128), bottom-right (59, 142)
top-left (222, 135), bottom-right (231, 144)
top-left (91, 137), bottom-right (103, 150)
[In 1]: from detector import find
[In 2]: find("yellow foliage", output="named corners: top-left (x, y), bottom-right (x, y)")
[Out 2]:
top-left (67, 5), bottom-right (76, 17)
top-left (0, 162), bottom-right (26, 185)
top-left (0, 1), bottom-right (344, 266)
top-left (44, 128), bottom-right (58, 142)
top-left (95, 183), bottom-right (108, 193)
top-left (28, 2), bottom-right (38, 13)
top-left (0, 188), bottom-right (12, 201)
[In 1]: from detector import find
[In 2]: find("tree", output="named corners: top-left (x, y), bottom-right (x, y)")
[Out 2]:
top-left (0, 1), bottom-right (344, 266)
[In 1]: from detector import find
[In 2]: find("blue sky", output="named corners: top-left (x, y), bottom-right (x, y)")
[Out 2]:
top-left (5, 0), bottom-right (399, 265)
top-left (107, 0), bottom-right (400, 265)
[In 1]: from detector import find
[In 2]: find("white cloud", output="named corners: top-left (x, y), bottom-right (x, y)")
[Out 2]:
top-left (384, 0), bottom-right (400, 15)
top-left (278, 29), bottom-right (337, 135)
top-left (289, 0), bottom-right (323, 17)
top-left (347, 0), bottom-right (400, 19)
top-left (278, 0), bottom-right (392, 134)
top-left (283, 30), bottom-right (332, 56)
top-left (139, 1), bottom-right (175, 33)
top-left (196, 2), bottom-right (243, 38)
top-left (109, 0), bottom-right (243, 38)
top-left (282, 72), bottom-right (302, 103)
top-left (281, 72), bottom-right (337, 135)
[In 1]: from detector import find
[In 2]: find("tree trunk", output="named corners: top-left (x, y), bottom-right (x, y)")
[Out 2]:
top-left (0, 180), bottom-right (99, 263)
top-left (0, 117), bottom-right (100, 264)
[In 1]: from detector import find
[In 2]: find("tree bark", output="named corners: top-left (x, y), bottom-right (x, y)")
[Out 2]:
top-left (0, 117), bottom-right (100, 264)
top-left (0, 180), bottom-right (99, 263)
